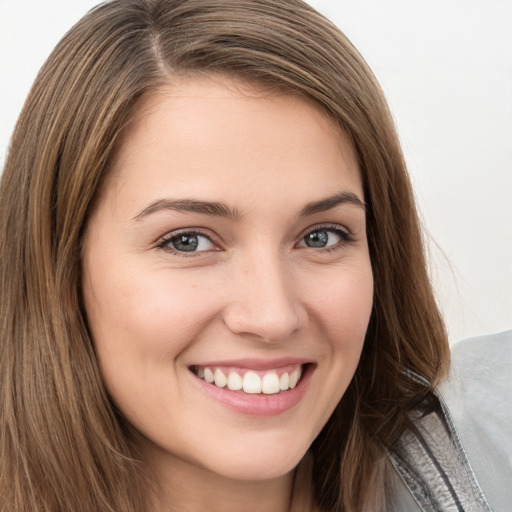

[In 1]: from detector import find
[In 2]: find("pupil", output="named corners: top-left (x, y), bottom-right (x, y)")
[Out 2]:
top-left (306, 230), bottom-right (328, 248)
top-left (173, 234), bottom-right (198, 252)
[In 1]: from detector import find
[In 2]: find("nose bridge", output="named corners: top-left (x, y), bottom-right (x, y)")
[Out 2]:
top-left (223, 247), bottom-right (303, 342)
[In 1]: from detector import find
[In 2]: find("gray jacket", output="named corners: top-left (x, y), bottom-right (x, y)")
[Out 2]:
top-left (389, 330), bottom-right (512, 511)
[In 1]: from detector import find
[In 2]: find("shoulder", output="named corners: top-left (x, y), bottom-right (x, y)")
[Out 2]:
top-left (388, 331), bottom-right (512, 511)
top-left (439, 330), bottom-right (512, 511)
top-left (447, 329), bottom-right (511, 388)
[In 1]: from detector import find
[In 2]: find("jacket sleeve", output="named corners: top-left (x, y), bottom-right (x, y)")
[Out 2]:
top-left (439, 330), bottom-right (512, 512)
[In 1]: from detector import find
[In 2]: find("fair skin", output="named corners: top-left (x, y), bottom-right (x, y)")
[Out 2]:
top-left (82, 76), bottom-right (374, 512)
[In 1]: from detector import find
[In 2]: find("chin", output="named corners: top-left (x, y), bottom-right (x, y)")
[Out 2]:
top-left (210, 452), bottom-right (305, 482)
top-left (198, 429), bottom-right (314, 482)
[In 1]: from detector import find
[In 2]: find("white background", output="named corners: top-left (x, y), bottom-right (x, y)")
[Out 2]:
top-left (1, 0), bottom-right (511, 343)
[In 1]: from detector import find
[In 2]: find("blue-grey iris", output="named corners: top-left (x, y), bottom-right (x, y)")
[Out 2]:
top-left (172, 234), bottom-right (199, 252)
top-left (305, 230), bottom-right (328, 248)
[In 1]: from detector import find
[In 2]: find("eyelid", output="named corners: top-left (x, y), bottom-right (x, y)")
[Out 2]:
top-left (298, 223), bottom-right (352, 239)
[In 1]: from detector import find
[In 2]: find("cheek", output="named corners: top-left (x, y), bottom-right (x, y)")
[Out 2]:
top-left (86, 266), bottom-right (209, 341)
top-left (306, 262), bottom-right (374, 343)
top-left (82, 266), bottom-right (220, 390)
top-left (82, 272), bottom-right (215, 425)
top-left (296, 262), bottom-right (373, 438)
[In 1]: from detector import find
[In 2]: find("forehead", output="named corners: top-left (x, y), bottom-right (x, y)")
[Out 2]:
top-left (102, 75), bottom-right (362, 215)
top-left (115, 75), bottom-right (354, 162)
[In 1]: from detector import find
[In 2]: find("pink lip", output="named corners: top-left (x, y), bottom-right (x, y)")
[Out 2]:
top-left (189, 363), bottom-right (315, 417)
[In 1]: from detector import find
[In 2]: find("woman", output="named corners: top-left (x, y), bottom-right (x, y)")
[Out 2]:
top-left (0, 1), bottom-right (507, 511)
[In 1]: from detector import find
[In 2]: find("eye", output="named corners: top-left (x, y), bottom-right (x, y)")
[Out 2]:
top-left (297, 226), bottom-right (352, 250)
top-left (157, 231), bottom-right (217, 253)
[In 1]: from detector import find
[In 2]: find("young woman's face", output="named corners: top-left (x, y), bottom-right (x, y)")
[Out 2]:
top-left (82, 77), bottom-right (373, 484)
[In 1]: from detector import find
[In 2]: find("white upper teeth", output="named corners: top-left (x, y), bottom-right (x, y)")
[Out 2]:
top-left (214, 369), bottom-right (227, 388)
top-left (227, 371), bottom-right (243, 391)
top-left (262, 373), bottom-right (280, 394)
top-left (194, 365), bottom-right (303, 394)
top-left (204, 368), bottom-right (214, 383)
top-left (243, 371), bottom-right (261, 393)
top-left (279, 372), bottom-right (289, 390)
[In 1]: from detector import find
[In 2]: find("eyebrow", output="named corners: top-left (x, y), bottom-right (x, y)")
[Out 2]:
top-left (133, 198), bottom-right (243, 221)
top-left (299, 191), bottom-right (366, 216)
top-left (133, 191), bottom-right (365, 221)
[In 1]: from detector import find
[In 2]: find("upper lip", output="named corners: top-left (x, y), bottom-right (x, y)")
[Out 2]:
top-left (189, 357), bottom-right (312, 371)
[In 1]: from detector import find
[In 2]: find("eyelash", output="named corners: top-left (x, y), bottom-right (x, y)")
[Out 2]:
top-left (155, 224), bottom-right (354, 257)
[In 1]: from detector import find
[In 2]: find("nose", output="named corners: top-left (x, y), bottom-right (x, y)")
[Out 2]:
top-left (222, 252), bottom-right (305, 343)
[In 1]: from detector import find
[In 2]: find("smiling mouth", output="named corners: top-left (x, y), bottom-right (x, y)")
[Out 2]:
top-left (190, 364), bottom-right (305, 395)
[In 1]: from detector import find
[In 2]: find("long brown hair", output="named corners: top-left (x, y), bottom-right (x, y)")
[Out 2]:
top-left (0, 1), bottom-right (449, 511)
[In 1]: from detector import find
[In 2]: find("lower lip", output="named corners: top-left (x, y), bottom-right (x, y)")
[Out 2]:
top-left (190, 364), bottom-right (314, 417)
